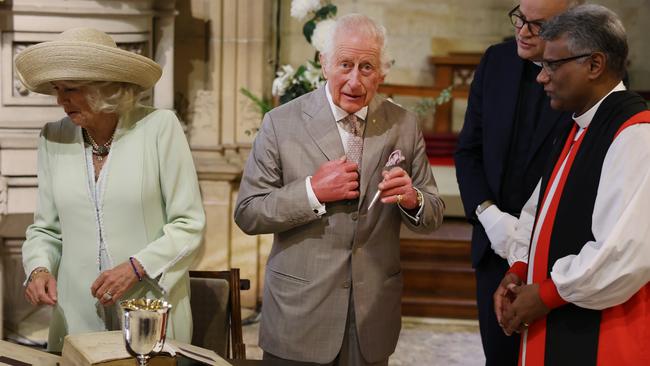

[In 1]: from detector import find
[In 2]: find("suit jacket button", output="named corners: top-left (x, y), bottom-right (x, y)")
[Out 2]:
top-left (342, 280), bottom-right (351, 289)
top-left (351, 212), bottom-right (358, 221)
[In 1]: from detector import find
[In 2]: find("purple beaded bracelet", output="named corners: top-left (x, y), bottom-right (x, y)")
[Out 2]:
top-left (129, 256), bottom-right (143, 281)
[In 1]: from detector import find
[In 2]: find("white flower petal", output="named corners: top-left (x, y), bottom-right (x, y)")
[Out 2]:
top-left (311, 19), bottom-right (336, 53)
top-left (290, 0), bottom-right (322, 20)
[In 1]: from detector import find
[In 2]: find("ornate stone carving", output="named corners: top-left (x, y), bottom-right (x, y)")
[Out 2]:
top-left (12, 43), bottom-right (35, 97)
top-left (117, 42), bottom-right (147, 56)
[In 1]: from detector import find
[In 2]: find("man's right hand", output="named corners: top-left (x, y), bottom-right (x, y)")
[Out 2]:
top-left (25, 269), bottom-right (58, 306)
top-left (494, 272), bottom-right (522, 329)
top-left (311, 156), bottom-right (360, 203)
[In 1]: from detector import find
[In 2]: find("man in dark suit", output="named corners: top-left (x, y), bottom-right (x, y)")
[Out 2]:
top-left (454, 0), bottom-right (582, 364)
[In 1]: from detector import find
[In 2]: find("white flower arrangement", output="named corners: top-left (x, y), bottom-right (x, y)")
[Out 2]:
top-left (271, 1), bottom-right (337, 104)
top-left (271, 65), bottom-right (295, 96)
top-left (241, 0), bottom-right (337, 122)
top-left (291, 0), bottom-right (322, 21)
top-left (272, 61), bottom-right (326, 103)
top-left (311, 18), bottom-right (336, 53)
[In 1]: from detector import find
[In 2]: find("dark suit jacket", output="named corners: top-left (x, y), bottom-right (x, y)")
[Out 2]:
top-left (454, 40), bottom-right (570, 267)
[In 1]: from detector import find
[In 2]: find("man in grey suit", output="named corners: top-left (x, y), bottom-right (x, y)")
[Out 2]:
top-left (235, 14), bottom-right (444, 366)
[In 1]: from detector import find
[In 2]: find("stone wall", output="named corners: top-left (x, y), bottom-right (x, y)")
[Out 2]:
top-left (278, 0), bottom-right (650, 89)
top-left (174, 0), bottom-right (276, 309)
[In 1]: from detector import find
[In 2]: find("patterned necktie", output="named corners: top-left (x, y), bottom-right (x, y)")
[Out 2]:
top-left (342, 114), bottom-right (363, 167)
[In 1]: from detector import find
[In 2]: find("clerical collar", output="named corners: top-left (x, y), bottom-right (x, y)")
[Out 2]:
top-left (325, 82), bottom-right (368, 121)
top-left (573, 81), bottom-right (626, 129)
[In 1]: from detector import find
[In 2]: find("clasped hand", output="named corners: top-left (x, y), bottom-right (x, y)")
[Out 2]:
top-left (493, 273), bottom-right (550, 335)
top-left (311, 156), bottom-right (360, 202)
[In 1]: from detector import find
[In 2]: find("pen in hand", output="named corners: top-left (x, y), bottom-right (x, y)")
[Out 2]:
top-left (367, 189), bottom-right (381, 210)
top-left (367, 174), bottom-right (388, 210)
top-left (368, 149), bottom-right (405, 211)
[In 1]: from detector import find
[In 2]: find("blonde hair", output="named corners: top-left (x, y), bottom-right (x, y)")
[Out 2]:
top-left (58, 80), bottom-right (145, 115)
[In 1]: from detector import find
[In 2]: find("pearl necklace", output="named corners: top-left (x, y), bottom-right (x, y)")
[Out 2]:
top-left (83, 129), bottom-right (114, 161)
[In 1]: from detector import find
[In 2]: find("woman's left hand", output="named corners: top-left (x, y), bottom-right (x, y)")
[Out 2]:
top-left (90, 261), bottom-right (140, 306)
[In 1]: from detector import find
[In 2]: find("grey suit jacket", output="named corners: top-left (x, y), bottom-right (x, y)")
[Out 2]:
top-left (234, 87), bottom-right (444, 363)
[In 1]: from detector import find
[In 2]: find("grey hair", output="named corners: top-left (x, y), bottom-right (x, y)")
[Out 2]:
top-left (59, 81), bottom-right (145, 115)
top-left (540, 4), bottom-right (628, 79)
top-left (320, 13), bottom-right (392, 75)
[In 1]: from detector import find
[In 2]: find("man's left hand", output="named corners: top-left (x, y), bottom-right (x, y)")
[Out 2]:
top-left (90, 260), bottom-right (143, 306)
top-left (378, 167), bottom-right (419, 210)
top-left (501, 283), bottom-right (550, 335)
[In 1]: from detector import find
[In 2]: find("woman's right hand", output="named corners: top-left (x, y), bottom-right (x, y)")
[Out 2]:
top-left (25, 269), bottom-right (58, 306)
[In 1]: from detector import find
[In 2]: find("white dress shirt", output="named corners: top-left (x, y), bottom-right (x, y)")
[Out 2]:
top-left (504, 82), bottom-right (650, 309)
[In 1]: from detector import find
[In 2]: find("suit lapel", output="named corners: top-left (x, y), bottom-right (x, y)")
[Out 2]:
top-left (359, 97), bottom-right (391, 206)
top-left (303, 87), bottom-right (345, 161)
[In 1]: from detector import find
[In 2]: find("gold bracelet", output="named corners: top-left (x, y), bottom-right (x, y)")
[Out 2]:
top-left (28, 267), bottom-right (50, 283)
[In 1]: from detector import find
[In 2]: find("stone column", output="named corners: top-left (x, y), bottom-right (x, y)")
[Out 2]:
top-left (153, 0), bottom-right (176, 110)
top-left (187, 0), bottom-right (274, 309)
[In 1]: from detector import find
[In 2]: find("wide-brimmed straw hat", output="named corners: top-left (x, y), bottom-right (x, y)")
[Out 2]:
top-left (14, 27), bottom-right (162, 95)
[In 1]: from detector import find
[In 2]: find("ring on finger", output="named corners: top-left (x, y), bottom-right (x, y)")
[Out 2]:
top-left (102, 291), bottom-right (113, 301)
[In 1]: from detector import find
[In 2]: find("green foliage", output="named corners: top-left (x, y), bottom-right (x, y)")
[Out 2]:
top-left (414, 86), bottom-right (454, 116)
top-left (240, 87), bottom-right (272, 116)
top-left (303, 20), bottom-right (317, 43)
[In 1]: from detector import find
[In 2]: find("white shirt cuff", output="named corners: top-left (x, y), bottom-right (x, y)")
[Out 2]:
top-left (478, 204), bottom-right (517, 259)
top-left (399, 188), bottom-right (424, 224)
top-left (305, 176), bottom-right (326, 216)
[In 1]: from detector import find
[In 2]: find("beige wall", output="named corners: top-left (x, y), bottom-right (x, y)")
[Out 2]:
top-left (278, 0), bottom-right (650, 89)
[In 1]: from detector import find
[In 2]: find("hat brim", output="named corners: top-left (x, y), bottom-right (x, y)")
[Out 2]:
top-left (14, 41), bottom-right (162, 95)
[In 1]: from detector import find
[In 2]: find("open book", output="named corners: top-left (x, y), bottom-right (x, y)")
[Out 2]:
top-left (61, 331), bottom-right (231, 366)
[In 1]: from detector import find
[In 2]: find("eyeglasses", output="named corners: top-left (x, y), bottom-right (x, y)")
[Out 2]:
top-left (540, 54), bottom-right (592, 74)
top-left (508, 5), bottom-right (545, 36)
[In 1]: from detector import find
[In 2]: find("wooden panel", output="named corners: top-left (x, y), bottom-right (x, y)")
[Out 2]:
top-left (2, 238), bottom-right (35, 335)
top-left (400, 219), bottom-right (476, 319)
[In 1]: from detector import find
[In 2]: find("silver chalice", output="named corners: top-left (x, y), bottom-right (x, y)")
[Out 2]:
top-left (120, 298), bottom-right (172, 366)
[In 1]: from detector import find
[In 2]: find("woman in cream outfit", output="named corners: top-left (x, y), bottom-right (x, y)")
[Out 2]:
top-left (14, 28), bottom-right (205, 351)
